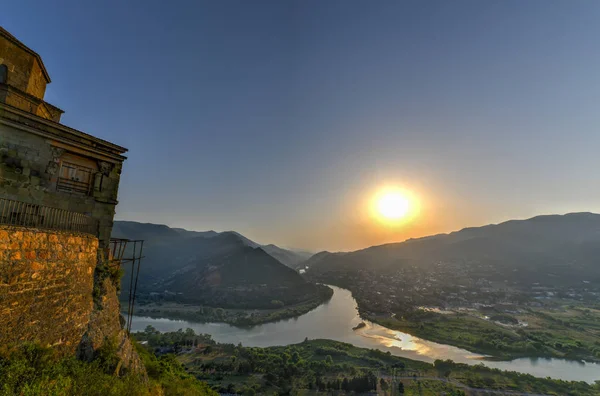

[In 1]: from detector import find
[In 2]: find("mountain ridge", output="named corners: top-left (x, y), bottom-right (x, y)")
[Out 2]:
top-left (301, 212), bottom-right (600, 285)
top-left (112, 221), bottom-right (310, 268)
top-left (111, 221), bottom-right (329, 308)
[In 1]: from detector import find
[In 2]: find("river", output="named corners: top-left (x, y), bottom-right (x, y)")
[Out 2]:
top-left (131, 285), bottom-right (600, 383)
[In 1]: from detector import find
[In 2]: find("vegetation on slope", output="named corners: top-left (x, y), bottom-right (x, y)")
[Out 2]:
top-left (162, 245), bottom-right (328, 308)
top-left (113, 222), bottom-right (328, 312)
top-left (0, 341), bottom-right (216, 396)
top-left (135, 285), bottom-right (332, 326)
top-left (134, 328), bottom-right (600, 396)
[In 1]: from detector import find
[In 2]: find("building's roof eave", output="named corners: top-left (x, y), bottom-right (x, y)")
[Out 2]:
top-left (0, 102), bottom-right (128, 159)
top-left (0, 82), bottom-right (64, 114)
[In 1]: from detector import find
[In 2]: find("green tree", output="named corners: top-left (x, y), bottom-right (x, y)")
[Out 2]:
top-left (271, 299), bottom-right (285, 308)
top-left (398, 382), bottom-right (405, 394)
top-left (291, 351), bottom-right (301, 363)
top-left (144, 325), bottom-right (157, 334)
top-left (342, 378), bottom-right (350, 391)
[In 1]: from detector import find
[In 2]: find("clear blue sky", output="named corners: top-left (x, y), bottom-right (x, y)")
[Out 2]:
top-left (4, 1), bottom-right (600, 251)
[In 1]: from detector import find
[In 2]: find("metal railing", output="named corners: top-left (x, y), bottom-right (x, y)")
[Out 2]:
top-left (108, 238), bottom-right (145, 334)
top-left (0, 197), bottom-right (98, 235)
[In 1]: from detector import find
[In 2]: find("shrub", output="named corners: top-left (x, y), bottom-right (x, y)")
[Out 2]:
top-left (0, 342), bottom-right (217, 396)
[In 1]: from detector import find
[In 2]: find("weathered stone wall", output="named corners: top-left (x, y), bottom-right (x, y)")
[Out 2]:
top-left (0, 225), bottom-right (144, 372)
top-left (0, 85), bottom-right (40, 114)
top-left (0, 32), bottom-right (55, 119)
top-left (87, 277), bottom-right (122, 349)
top-left (84, 277), bottom-right (145, 373)
top-left (26, 56), bottom-right (47, 99)
top-left (0, 225), bottom-right (98, 355)
top-left (0, 122), bottom-right (54, 193)
top-left (0, 37), bottom-right (44, 98)
top-left (0, 123), bottom-right (123, 248)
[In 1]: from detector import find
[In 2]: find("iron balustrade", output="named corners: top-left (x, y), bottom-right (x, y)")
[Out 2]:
top-left (0, 197), bottom-right (98, 235)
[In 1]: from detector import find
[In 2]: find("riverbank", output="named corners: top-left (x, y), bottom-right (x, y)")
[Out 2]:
top-left (313, 274), bottom-right (600, 364)
top-left (130, 285), bottom-right (600, 383)
top-left (134, 328), bottom-right (600, 395)
top-left (362, 305), bottom-right (600, 364)
top-left (130, 286), bottom-right (333, 327)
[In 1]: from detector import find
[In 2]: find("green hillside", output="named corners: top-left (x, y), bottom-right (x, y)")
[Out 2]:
top-left (112, 221), bottom-right (329, 309)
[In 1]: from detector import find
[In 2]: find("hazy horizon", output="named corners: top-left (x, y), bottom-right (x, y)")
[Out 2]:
top-left (115, 210), bottom-right (599, 253)
top-left (4, 0), bottom-right (600, 251)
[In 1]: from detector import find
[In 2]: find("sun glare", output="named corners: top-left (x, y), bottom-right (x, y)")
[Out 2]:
top-left (378, 192), bottom-right (410, 219)
top-left (372, 187), bottom-right (419, 224)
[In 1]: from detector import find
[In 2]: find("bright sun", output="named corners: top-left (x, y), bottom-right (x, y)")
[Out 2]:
top-left (377, 192), bottom-right (410, 220)
top-left (371, 187), bottom-right (418, 224)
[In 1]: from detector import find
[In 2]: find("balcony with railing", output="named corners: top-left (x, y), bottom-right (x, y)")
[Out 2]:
top-left (0, 197), bottom-right (98, 236)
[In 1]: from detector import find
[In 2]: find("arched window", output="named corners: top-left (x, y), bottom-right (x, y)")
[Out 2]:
top-left (0, 64), bottom-right (7, 84)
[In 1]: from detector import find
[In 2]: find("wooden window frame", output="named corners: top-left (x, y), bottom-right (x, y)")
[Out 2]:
top-left (56, 161), bottom-right (94, 195)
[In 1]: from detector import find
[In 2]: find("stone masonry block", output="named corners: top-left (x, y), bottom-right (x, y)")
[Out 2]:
top-left (0, 225), bottom-right (100, 356)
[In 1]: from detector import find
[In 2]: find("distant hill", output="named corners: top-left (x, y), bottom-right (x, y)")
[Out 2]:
top-left (162, 242), bottom-right (324, 308)
top-left (112, 221), bottom-right (182, 242)
top-left (112, 221), bottom-right (310, 268)
top-left (112, 221), bottom-right (325, 308)
top-left (172, 228), bottom-right (219, 239)
top-left (303, 212), bottom-right (600, 285)
top-left (261, 244), bottom-right (313, 269)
